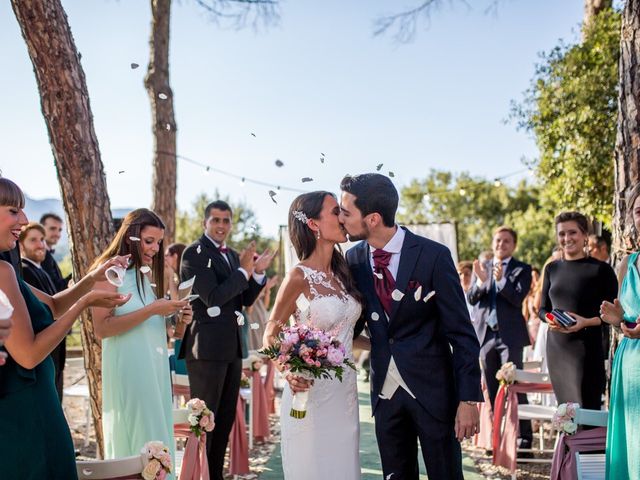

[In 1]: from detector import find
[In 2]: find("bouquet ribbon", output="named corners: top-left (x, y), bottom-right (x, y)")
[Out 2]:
top-left (174, 424), bottom-right (209, 480)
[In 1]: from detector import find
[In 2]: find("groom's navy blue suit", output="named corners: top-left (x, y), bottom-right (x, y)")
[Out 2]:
top-left (348, 227), bottom-right (482, 479)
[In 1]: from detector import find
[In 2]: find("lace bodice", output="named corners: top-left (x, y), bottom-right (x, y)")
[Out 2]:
top-left (293, 264), bottom-right (362, 356)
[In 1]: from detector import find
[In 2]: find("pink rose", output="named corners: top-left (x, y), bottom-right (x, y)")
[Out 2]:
top-left (158, 470), bottom-right (167, 480)
top-left (326, 346), bottom-right (344, 365)
top-left (205, 412), bottom-right (215, 432)
top-left (199, 415), bottom-right (210, 429)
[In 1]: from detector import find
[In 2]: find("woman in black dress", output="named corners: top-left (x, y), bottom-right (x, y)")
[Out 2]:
top-left (538, 211), bottom-right (617, 409)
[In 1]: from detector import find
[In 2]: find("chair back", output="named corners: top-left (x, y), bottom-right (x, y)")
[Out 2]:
top-left (77, 455), bottom-right (145, 479)
top-left (575, 452), bottom-right (606, 480)
top-left (575, 408), bottom-right (608, 427)
top-left (173, 408), bottom-right (190, 426)
top-left (172, 372), bottom-right (190, 387)
top-left (515, 369), bottom-right (551, 384)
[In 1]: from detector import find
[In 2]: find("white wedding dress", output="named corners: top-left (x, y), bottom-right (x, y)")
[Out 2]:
top-left (280, 265), bottom-right (362, 479)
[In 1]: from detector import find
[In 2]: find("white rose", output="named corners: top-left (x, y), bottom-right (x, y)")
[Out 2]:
top-left (556, 404), bottom-right (567, 417)
top-left (188, 414), bottom-right (199, 426)
top-left (563, 420), bottom-right (577, 435)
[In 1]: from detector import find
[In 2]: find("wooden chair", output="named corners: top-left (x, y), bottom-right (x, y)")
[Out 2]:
top-left (77, 455), bottom-right (145, 479)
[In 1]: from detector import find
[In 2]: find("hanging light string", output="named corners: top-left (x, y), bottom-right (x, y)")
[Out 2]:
top-left (417, 168), bottom-right (533, 198)
top-left (159, 149), bottom-right (532, 197)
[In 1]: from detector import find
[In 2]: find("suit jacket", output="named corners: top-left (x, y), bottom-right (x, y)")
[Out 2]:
top-left (467, 258), bottom-right (532, 348)
top-left (348, 227), bottom-right (482, 422)
top-left (179, 235), bottom-right (264, 362)
top-left (41, 250), bottom-right (69, 293)
top-left (21, 260), bottom-right (57, 296)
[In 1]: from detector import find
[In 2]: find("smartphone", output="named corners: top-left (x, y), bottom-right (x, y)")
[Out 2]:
top-left (623, 320), bottom-right (638, 329)
top-left (550, 309), bottom-right (577, 327)
top-left (183, 294), bottom-right (199, 303)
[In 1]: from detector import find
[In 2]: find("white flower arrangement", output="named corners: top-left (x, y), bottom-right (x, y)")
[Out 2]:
top-left (552, 402), bottom-right (579, 435)
top-left (495, 361), bottom-right (516, 385)
top-left (141, 441), bottom-right (172, 480)
top-left (186, 398), bottom-right (215, 438)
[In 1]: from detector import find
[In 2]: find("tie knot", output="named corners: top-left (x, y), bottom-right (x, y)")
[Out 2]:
top-left (219, 246), bottom-right (229, 254)
top-left (372, 249), bottom-right (392, 269)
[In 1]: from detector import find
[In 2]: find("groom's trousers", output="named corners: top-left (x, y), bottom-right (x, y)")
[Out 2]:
top-left (186, 358), bottom-right (242, 480)
top-left (375, 388), bottom-right (463, 480)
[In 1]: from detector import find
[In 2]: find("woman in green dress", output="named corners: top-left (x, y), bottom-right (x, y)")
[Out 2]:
top-left (91, 209), bottom-right (191, 476)
top-left (601, 183), bottom-right (640, 480)
top-left (0, 177), bottom-right (130, 479)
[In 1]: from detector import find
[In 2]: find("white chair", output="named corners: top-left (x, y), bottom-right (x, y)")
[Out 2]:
top-left (172, 408), bottom-right (190, 476)
top-left (573, 408), bottom-right (608, 479)
top-left (575, 408), bottom-right (608, 427)
top-left (171, 371), bottom-right (190, 407)
top-left (77, 454), bottom-right (144, 479)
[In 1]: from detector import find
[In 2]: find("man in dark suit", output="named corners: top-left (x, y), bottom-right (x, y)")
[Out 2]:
top-left (19, 222), bottom-right (66, 400)
top-left (340, 173), bottom-right (481, 480)
top-left (467, 226), bottom-right (533, 447)
top-left (179, 200), bottom-right (274, 480)
top-left (40, 213), bottom-right (70, 292)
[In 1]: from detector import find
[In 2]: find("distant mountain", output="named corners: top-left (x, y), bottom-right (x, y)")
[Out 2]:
top-left (24, 195), bottom-right (133, 259)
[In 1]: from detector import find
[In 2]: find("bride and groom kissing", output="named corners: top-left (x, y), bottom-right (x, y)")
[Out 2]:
top-left (263, 173), bottom-right (483, 480)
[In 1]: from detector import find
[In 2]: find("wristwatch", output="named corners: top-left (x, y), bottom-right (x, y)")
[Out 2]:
top-left (462, 401), bottom-right (478, 406)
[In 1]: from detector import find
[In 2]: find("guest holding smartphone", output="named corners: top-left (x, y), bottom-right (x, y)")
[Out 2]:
top-left (538, 211), bottom-right (617, 409)
top-left (600, 184), bottom-right (640, 479)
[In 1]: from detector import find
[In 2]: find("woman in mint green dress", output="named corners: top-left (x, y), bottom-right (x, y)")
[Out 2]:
top-left (0, 177), bottom-right (130, 479)
top-left (601, 184), bottom-right (640, 480)
top-left (91, 209), bottom-right (191, 476)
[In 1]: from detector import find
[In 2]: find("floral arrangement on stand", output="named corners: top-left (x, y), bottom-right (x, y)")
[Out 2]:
top-left (259, 324), bottom-right (355, 418)
top-left (141, 441), bottom-right (172, 480)
top-left (552, 402), bottom-right (579, 435)
top-left (240, 372), bottom-right (250, 389)
top-left (186, 398), bottom-right (215, 437)
top-left (495, 361), bottom-right (516, 385)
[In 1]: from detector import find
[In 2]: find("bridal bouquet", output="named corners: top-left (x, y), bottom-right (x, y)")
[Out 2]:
top-left (141, 441), bottom-right (172, 480)
top-left (186, 398), bottom-right (215, 437)
top-left (552, 402), bottom-right (579, 435)
top-left (259, 324), bottom-right (355, 419)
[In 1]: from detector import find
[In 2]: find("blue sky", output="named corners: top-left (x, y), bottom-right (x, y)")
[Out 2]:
top-left (0, 0), bottom-right (585, 237)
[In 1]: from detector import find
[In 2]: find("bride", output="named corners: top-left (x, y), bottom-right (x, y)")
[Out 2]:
top-left (263, 191), bottom-right (368, 479)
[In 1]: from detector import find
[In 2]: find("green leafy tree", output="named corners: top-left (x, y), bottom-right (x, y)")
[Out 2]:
top-left (399, 170), bottom-right (553, 267)
top-left (510, 7), bottom-right (620, 225)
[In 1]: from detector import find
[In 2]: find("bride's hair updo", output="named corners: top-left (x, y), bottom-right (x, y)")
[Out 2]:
top-left (289, 191), bottom-right (361, 303)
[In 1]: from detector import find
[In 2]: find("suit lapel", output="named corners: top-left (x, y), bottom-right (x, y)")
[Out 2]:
top-left (200, 234), bottom-right (231, 272)
top-left (354, 242), bottom-right (385, 317)
top-left (389, 228), bottom-right (420, 323)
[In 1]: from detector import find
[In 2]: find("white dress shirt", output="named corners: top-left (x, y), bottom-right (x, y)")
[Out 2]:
top-left (205, 233), bottom-right (265, 284)
top-left (368, 227), bottom-right (416, 400)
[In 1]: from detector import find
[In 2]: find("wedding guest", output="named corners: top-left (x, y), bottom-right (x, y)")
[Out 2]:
top-left (90, 209), bottom-right (191, 476)
top-left (164, 242), bottom-right (186, 300)
top-left (457, 260), bottom-right (475, 318)
top-left (522, 267), bottom-right (541, 346)
top-left (0, 177), bottom-right (130, 479)
top-left (40, 213), bottom-right (70, 292)
top-left (588, 232), bottom-right (611, 264)
top-left (538, 211), bottom-right (617, 409)
top-left (18, 222), bottom-right (66, 400)
top-left (600, 184), bottom-right (640, 479)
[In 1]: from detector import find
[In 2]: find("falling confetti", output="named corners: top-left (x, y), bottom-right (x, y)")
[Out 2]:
top-left (235, 310), bottom-right (245, 325)
top-left (423, 291), bottom-right (436, 303)
top-left (268, 190), bottom-right (277, 204)
top-left (389, 171), bottom-right (395, 178)
top-left (158, 92), bottom-right (168, 100)
top-left (207, 306), bottom-right (221, 317)
top-left (196, 245), bottom-right (202, 254)
top-left (376, 164), bottom-right (383, 171)
top-left (140, 266), bottom-right (151, 274)
top-left (250, 323), bottom-right (260, 330)
top-left (130, 63), bottom-right (139, 69)
top-left (301, 177), bottom-right (313, 183)
top-left (391, 289), bottom-right (405, 301)
top-left (118, 170), bottom-right (126, 174)
top-left (414, 285), bottom-right (422, 302)
top-left (373, 272), bottom-right (383, 280)
top-left (320, 157), bottom-right (325, 164)
top-left (207, 258), bottom-right (211, 268)
top-left (129, 236), bottom-right (140, 242)
top-left (275, 159), bottom-right (284, 167)
top-left (371, 312), bottom-right (380, 321)
top-left (320, 152), bottom-right (325, 156)
top-left (165, 123), bottom-right (171, 131)
top-left (250, 133), bottom-right (256, 137)
top-left (150, 283), bottom-right (157, 288)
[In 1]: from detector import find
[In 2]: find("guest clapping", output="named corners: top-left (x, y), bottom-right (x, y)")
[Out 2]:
top-left (539, 211), bottom-right (617, 409)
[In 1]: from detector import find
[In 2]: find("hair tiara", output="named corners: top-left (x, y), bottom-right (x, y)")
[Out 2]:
top-left (292, 210), bottom-right (309, 224)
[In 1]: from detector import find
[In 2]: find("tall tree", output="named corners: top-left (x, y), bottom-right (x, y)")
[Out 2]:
top-left (11, 0), bottom-right (114, 455)
top-left (146, 0), bottom-right (279, 244)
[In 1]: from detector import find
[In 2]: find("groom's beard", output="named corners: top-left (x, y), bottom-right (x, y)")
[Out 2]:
top-left (345, 221), bottom-right (370, 242)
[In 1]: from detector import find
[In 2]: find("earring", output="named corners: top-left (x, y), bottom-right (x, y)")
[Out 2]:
top-left (316, 230), bottom-right (321, 240)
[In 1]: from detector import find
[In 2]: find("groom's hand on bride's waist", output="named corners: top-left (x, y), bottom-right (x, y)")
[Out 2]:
top-left (455, 402), bottom-right (480, 442)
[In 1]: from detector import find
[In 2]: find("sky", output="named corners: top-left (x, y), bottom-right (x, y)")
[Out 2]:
top-left (0, 0), bottom-right (586, 238)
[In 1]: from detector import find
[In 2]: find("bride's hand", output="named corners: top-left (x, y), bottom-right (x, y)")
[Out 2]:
top-left (285, 373), bottom-right (313, 393)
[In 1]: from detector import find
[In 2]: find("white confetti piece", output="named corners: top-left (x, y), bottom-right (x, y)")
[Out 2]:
top-left (275, 159), bottom-right (284, 167)
top-left (207, 258), bottom-right (211, 268)
top-left (150, 283), bottom-right (157, 288)
top-left (389, 171), bottom-right (395, 178)
top-left (414, 285), bottom-right (422, 301)
top-left (250, 323), bottom-right (260, 330)
top-left (371, 312), bottom-right (380, 321)
top-left (130, 63), bottom-right (139, 69)
top-left (301, 177), bottom-right (313, 183)
top-left (268, 190), bottom-right (277, 203)
top-left (235, 310), bottom-right (245, 325)
top-left (207, 306), bottom-right (221, 317)
top-left (376, 163), bottom-right (383, 171)
top-left (423, 291), bottom-right (436, 303)
top-left (129, 236), bottom-right (140, 242)
top-left (197, 245), bottom-right (202, 254)
top-left (391, 289), bottom-right (405, 301)
top-left (158, 92), bottom-right (168, 100)
top-left (140, 266), bottom-right (151, 274)
top-left (373, 271), bottom-right (383, 279)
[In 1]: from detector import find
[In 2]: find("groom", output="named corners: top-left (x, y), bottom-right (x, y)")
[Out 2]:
top-left (340, 173), bottom-right (482, 479)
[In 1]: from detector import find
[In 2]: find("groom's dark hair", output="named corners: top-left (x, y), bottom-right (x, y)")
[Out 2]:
top-left (340, 173), bottom-right (398, 227)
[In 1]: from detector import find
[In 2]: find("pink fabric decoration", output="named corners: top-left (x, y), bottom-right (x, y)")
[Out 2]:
top-left (173, 384), bottom-right (191, 401)
top-left (549, 427), bottom-right (606, 480)
top-left (252, 370), bottom-right (270, 442)
top-left (264, 360), bottom-right (276, 415)
top-left (492, 382), bottom-right (554, 472)
top-left (228, 396), bottom-right (250, 475)
top-left (174, 423), bottom-right (210, 480)
top-left (473, 377), bottom-right (493, 450)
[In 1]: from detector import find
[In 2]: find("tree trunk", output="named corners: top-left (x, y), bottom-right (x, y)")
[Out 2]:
top-left (11, 0), bottom-right (114, 457)
top-left (145, 0), bottom-right (177, 243)
top-left (583, 0), bottom-right (613, 36)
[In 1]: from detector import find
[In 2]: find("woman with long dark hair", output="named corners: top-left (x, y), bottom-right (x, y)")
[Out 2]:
top-left (90, 209), bottom-right (191, 474)
top-left (0, 178), bottom-right (129, 479)
top-left (538, 211), bottom-right (617, 409)
top-left (263, 191), bottom-right (367, 479)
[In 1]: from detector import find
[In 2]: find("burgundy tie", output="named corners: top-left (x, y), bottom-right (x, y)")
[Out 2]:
top-left (372, 249), bottom-right (396, 316)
